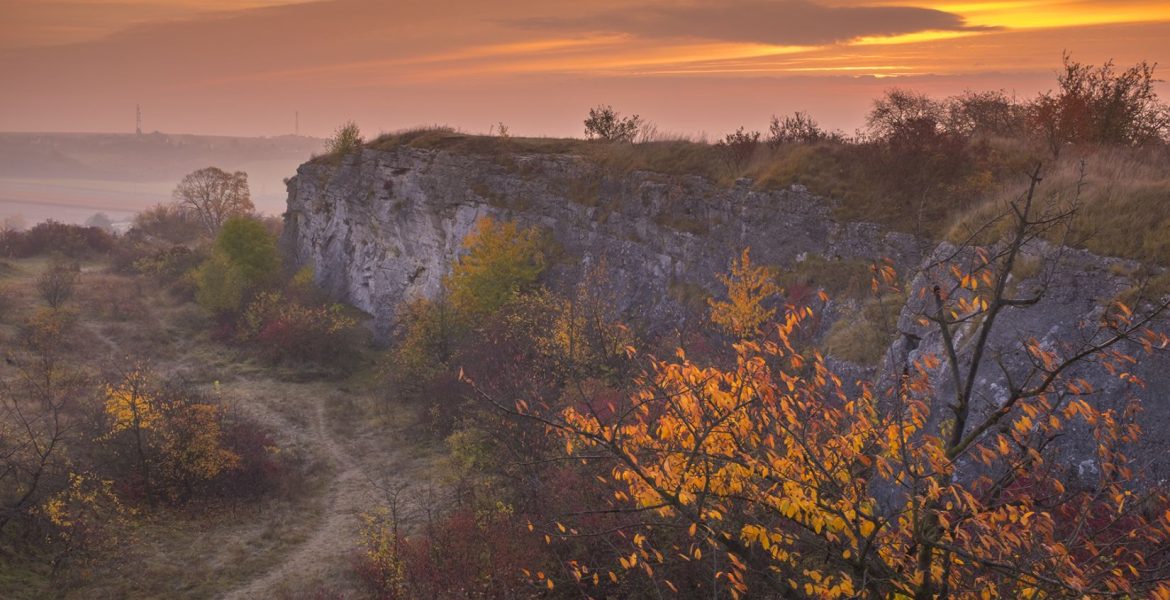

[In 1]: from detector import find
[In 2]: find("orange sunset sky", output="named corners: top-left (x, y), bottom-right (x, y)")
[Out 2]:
top-left (1, 0), bottom-right (1168, 138)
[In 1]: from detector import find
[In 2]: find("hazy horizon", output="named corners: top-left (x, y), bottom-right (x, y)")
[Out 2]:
top-left (2, 1), bottom-right (1168, 140)
top-left (1, 1), bottom-right (1167, 227)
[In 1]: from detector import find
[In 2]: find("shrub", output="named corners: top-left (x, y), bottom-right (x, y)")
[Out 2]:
top-left (37, 257), bottom-right (81, 309)
top-left (1031, 54), bottom-right (1170, 154)
top-left (195, 252), bottom-right (248, 315)
top-left (584, 105), bottom-right (642, 142)
top-left (389, 295), bottom-right (461, 402)
top-left (195, 217), bottom-right (280, 315)
top-left (768, 111), bottom-right (835, 146)
top-left (0, 221), bottom-right (114, 258)
top-left (101, 371), bottom-right (242, 505)
top-left (716, 127), bottom-right (762, 171)
top-left (135, 245), bottom-right (206, 283)
top-left (215, 217), bottom-right (280, 285)
top-left (239, 292), bottom-right (363, 367)
top-left (355, 505), bottom-right (545, 599)
top-left (327, 121), bottom-right (364, 155)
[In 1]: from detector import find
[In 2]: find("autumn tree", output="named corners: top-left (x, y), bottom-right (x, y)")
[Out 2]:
top-left (102, 367), bottom-right (240, 503)
top-left (447, 216), bottom-right (548, 319)
top-left (0, 308), bottom-right (89, 531)
top-left (1032, 54), bottom-right (1170, 154)
top-left (103, 367), bottom-right (158, 502)
top-left (173, 167), bottom-right (254, 236)
top-left (477, 167), bottom-right (1170, 598)
top-left (389, 292), bottom-right (461, 404)
top-left (707, 248), bottom-right (780, 340)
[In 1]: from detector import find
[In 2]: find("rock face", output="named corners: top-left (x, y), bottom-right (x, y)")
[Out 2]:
top-left (283, 146), bottom-right (922, 336)
top-left (887, 242), bottom-right (1170, 477)
top-left (284, 142), bottom-right (1170, 475)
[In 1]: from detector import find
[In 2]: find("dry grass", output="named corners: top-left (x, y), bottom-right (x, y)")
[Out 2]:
top-left (360, 129), bottom-right (1034, 237)
top-left (778, 255), bottom-right (874, 300)
top-left (823, 292), bottom-right (906, 366)
top-left (948, 145), bottom-right (1170, 265)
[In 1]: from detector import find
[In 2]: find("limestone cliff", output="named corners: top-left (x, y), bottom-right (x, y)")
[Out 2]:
top-left (282, 145), bottom-right (921, 336)
top-left (283, 142), bottom-right (1170, 472)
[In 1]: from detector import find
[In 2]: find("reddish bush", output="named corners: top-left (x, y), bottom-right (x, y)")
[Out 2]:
top-left (0, 221), bottom-right (115, 258)
top-left (239, 292), bottom-right (364, 367)
top-left (210, 417), bottom-right (298, 500)
top-left (355, 506), bottom-right (549, 599)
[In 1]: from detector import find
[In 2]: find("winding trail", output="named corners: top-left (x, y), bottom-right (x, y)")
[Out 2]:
top-left (220, 386), bottom-right (425, 599)
top-left (78, 301), bottom-right (434, 598)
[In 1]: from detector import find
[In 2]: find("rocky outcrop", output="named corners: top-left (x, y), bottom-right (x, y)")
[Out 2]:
top-left (283, 142), bottom-right (1170, 474)
top-left (282, 145), bottom-right (922, 336)
top-left (886, 241), bottom-right (1170, 476)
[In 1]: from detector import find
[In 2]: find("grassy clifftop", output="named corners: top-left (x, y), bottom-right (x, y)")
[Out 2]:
top-left (349, 127), bottom-right (1170, 268)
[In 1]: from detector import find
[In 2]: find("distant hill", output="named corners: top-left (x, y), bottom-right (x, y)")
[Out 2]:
top-left (0, 132), bottom-right (325, 226)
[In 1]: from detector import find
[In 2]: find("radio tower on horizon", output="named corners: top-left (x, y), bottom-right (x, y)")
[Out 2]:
top-left (136, 104), bottom-right (142, 135)
top-left (295, 110), bottom-right (300, 136)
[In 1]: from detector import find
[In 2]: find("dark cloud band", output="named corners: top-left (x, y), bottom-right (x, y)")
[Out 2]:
top-left (511, 0), bottom-right (995, 46)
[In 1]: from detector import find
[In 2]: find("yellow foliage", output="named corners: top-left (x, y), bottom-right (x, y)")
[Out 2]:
top-left (448, 216), bottom-right (548, 319)
top-left (708, 248), bottom-right (780, 339)
top-left (103, 368), bottom-right (240, 500)
top-left (549, 286), bottom-right (1170, 598)
top-left (359, 508), bottom-right (407, 597)
top-left (104, 369), bottom-right (159, 433)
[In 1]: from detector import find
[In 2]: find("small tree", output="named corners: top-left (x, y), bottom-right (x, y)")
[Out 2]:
top-left (173, 167), bottom-right (253, 236)
top-left (584, 105), bottom-right (642, 143)
top-left (0, 308), bottom-right (87, 531)
top-left (716, 127), bottom-right (762, 171)
top-left (867, 88), bottom-right (944, 141)
top-left (37, 257), bottom-right (80, 309)
top-left (707, 248), bottom-right (779, 339)
top-left (327, 121), bottom-right (364, 155)
top-left (448, 217), bottom-right (548, 319)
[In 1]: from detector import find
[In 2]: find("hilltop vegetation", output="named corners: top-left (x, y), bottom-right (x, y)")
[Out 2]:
top-left (360, 56), bottom-right (1169, 266)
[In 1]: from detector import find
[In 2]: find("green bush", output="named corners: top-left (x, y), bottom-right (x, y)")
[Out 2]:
top-left (195, 253), bottom-right (248, 315)
top-left (194, 217), bottom-right (280, 315)
top-left (327, 121), bottom-right (364, 155)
